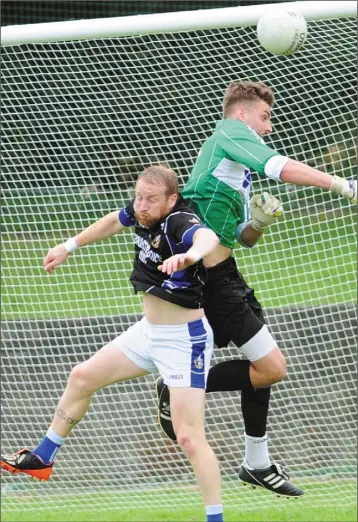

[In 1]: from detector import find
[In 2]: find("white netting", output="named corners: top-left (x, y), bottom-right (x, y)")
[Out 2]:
top-left (1, 13), bottom-right (357, 516)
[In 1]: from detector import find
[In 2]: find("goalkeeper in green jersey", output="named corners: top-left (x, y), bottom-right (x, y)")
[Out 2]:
top-left (156, 81), bottom-right (357, 498)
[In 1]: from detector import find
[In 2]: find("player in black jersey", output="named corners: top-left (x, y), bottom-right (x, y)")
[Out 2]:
top-left (1, 165), bottom-right (225, 522)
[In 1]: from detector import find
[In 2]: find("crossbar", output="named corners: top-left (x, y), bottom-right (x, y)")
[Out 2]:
top-left (1, 1), bottom-right (356, 47)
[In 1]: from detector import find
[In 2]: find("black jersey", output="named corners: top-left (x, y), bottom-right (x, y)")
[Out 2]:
top-left (118, 195), bottom-right (208, 309)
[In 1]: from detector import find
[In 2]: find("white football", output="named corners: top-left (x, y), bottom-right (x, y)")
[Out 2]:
top-left (257, 11), bottom-right (308, 55)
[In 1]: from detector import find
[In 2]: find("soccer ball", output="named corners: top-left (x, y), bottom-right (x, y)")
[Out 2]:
top-left (257, 11), bottom-right (308, 55)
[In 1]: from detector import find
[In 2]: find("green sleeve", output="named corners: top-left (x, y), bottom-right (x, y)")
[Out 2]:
top-left (218, 128), bottom-right (279, 175)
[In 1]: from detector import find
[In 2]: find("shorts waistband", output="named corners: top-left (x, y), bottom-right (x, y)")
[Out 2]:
top-left (206, 256), bottom-right (237, 280)
top-left (144, 315), bottom-right (208, 333)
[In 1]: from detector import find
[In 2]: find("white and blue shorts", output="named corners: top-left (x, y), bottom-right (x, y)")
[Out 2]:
top-left (112, 316), bottom-right (213, 389)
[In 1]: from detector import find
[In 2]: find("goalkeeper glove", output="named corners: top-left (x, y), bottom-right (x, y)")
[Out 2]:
top-left (250, 192), bottom-right (284, 232)
top-left (330, 176), bottom-right (357, 204)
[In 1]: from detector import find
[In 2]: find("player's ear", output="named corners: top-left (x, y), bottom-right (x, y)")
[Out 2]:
top-left (168, 193), bottom-right (178, 208)
top-left (233, 105), bottom-right (245, 121)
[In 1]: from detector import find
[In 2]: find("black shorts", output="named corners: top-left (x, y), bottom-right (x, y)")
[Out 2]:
top-left (203, 256), bottom-right (265, 349)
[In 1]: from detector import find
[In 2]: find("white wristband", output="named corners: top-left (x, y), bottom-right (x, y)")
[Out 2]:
top-left (249, 219), bottom-right (267, 232)
top-left (64, 238), bottom-right (79, 253)
top-left (189, 248), bottom-right (201, 263)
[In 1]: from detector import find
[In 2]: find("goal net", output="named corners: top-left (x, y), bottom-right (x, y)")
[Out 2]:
top-left (1, 6), bottom-right (356, 516)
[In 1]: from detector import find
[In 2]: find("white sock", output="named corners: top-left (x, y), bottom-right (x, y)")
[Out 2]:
top-left (205, 505), bottom-right (223, 515)
top-left (46, 427), bottom-right (66, 445)
top-left (244, 432), bottom-right (271, 470)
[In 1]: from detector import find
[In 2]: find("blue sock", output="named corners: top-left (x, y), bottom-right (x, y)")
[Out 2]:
top-left (206, 505), bottom-right (223, 522)
top-left (32, 428), bottom-right (65, 465)
top-left (206, 515), bottom-right (223, 522)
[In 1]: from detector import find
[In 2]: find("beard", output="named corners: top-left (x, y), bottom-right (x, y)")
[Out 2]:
top-left (135, 212), bottom-right (157, 228)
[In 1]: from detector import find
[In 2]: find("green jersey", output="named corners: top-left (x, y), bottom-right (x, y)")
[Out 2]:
top-left (182, 118), bottom-right (282, 248)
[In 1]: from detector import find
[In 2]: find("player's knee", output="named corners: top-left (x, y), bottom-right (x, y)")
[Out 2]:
top-left (68, 363), bottom-right (95, 394)
top-left (252, 350), bottom-right (287, 385)
top-left (176, 427), bottom-right (198, 460)
top-left (270, 360), bottom-right (286, 384)
top-left (264, 355), bottom-right (287, 384)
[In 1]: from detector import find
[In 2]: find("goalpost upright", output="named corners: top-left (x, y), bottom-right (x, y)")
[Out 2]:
top-left (1, 0), bottom-right (357, 517)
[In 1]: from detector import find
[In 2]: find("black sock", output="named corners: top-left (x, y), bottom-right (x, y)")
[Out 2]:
top-left (206, 360), bottom-right (253, 393)
top-left (241, 386), bottom-right (270, 437)
top-left (206, 359), bottom-right (270, 438)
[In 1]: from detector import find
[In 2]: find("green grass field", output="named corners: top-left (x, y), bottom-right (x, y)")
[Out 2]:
top-left (2, 481), bottom-right (357, 521)
top-left (2, 212), bottom-right (356, 320)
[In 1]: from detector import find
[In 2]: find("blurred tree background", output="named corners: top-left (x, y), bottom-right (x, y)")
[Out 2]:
top-left (1, 1), bottom-right (293, 25)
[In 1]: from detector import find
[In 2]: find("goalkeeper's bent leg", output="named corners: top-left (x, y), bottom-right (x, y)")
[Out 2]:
top-left (206, 359), bottom-right (271, 436)
top-left (205, 359), bottom-right (271, 467)
top-left (170, 387), bottom-right (222, 512)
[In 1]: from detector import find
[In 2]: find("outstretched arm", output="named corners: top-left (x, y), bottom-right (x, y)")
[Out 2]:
top-left (220, 128), bottom-right (356, 203)
top-left (158, 228), bottom-right (219, 275)
top-left (43, 210), bottom-right (125, 274)
top-left (280, 159), bottom-right (357, 203)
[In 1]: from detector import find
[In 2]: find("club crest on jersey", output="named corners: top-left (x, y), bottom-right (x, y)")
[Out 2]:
top-left (189, 217), bottom-right (200, 224)
top-left (151, 234), bottom-right (161, 248)
top-left (193, 354), bottom-right (204, 370)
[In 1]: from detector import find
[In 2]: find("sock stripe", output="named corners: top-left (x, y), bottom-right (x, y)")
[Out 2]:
top-left (205, 505), bottom-right (223, 515)
top-left (46, 428), bottom-right (66, 446)
top-left (206, 504), bottom-right (223, 522)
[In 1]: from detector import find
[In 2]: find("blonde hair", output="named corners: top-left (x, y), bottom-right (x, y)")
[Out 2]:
top-left (223, 81), bottom-right (275, 117)
top-left (138, 164), bottom-right (179, 196)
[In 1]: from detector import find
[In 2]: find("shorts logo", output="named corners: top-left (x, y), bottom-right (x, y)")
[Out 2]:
top-left (189, 217), bottom-right (200, 224)
top-left (193, 354), bottom-right (204, 370)
top-left (151, 234), bottom-right (161, 248)
top-left (169, 374), bottom-right (183, 380)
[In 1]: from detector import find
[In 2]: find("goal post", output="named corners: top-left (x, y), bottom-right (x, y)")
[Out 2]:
top-left (1, 1), bottom-right (357, 517)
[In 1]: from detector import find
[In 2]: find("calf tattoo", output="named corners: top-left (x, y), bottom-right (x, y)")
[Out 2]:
top-left (56, 408), bottom-right (79, 426)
